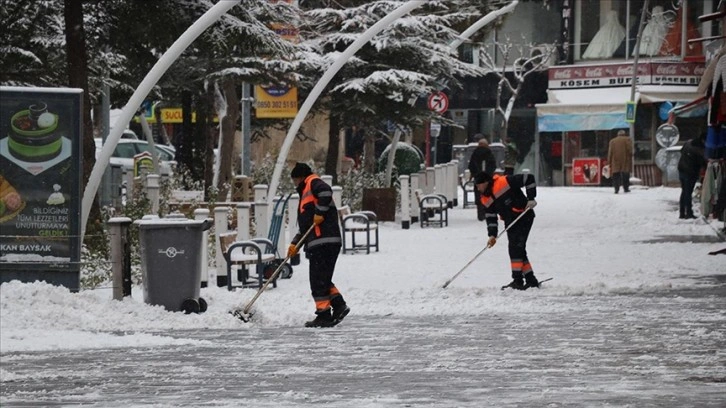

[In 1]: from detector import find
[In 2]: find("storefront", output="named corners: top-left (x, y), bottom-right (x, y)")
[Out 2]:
top-left (536, 61), bottom-right (706, 186)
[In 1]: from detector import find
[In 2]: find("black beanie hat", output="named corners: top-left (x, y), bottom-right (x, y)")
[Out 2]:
top-left (290, 162), bottom-right (313, 178)
top-left (474, 171), bottom-right (492, 184)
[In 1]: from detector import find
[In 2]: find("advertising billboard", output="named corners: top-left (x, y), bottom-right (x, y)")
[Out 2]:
top-left (572, 157), bottom-right (601, 186)
top-left (254, 85), bottom-right (298, 118)
top-left (0, 87), bottom-right (83, 290)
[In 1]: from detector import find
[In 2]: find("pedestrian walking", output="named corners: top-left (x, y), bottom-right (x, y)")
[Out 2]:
top-left (468, 136), bottom-right (497, 221)
top-left (677, 133), bottom-right (707, 219)
top-left (607, 129), bottom-right (633, 194)
top-left (475, 171), bottom-right (540, 290)
top-left (287, 163), bottom-right (350, 327)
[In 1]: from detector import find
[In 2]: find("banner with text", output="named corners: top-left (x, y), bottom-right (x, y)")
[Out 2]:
top-left (255, 85), bottom-right (298, 118)
top-left (0, 87), bottom-right (83, 290)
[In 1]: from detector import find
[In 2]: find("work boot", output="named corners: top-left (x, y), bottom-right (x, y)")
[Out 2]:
top-left (332, 305), bottom-right (350, 323)
top-left (304, 311), bottom-right (334, 328)
top-left (504, 279), bottom-right (526, 290)
top-left (524, 272), bottom-right (539, 289)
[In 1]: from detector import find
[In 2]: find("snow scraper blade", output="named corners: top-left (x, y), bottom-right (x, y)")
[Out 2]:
top-left (230, 308), bottom-right (253, 323)
top-left (442, 208), bottom-right (531, 289)
top-left (230, 224), bottom-right (315, 323)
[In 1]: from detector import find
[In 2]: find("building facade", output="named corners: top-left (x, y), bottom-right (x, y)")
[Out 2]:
top-left (444, 0), bottom-right (722, 186)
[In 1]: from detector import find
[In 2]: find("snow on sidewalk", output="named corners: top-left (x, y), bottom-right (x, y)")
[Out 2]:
top-left (1, 186), bottom-right (724, 354)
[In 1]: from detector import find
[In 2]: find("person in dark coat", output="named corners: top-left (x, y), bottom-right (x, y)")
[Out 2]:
top-left (475, 171), bottom-right (540, 290)
top-left (288, 163), bottom-right (350, 327)
top-left (677, 134), bottom-right (707, 219)
top-left (468, 137), bottom-right (497, 221)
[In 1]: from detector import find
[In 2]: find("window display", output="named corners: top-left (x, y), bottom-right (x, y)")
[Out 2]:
top-left (658, 7), bottom-right (703, 56)
top-left (582, 10), bottom-right (626, 59)
top-left (575, 0), bottom-right (710, 61)
top-left (634, 6), bottom-right (673, 57)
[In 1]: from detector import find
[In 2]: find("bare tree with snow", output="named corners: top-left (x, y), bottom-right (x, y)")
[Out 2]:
top-left (477, 37), bottom-right (557, 143)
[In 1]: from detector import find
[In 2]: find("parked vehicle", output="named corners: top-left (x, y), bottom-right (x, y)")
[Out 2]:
top-left (121, 129), bottom-right (139, 140)
top-left (95, 138), bottom-right (176, 175)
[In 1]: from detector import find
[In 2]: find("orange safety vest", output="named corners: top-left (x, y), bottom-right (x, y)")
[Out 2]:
top-left (299, 174), bottom-right (322, 236)
top-left (480, 175), bottom-right (525, 213)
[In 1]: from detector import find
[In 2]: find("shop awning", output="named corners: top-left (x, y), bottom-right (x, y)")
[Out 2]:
top-left (536, 86), bottom-right (701, 132)
top-left (536, 88), bottom-right (632, 132)
top-left (638, 85), bottom-right (703, 103)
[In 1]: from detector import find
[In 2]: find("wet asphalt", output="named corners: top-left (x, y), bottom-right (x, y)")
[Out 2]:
top-left (1, 277), bottom-right (725, 408)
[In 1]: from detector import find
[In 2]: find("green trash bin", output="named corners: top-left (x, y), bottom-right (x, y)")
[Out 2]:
top-left (137, 215), bottom-right (212, 314)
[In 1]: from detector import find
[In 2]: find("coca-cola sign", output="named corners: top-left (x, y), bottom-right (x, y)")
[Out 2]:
top-left (549, 62), bottom-right (704, 89)
top-left (655, 65), bottom-right (678, 75)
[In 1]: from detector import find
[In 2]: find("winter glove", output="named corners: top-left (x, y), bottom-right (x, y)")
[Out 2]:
top-left (487, 236), bottom-right (497, 248)
top-left (526, 199), bottom-right (537, 210)
top-left (313, 214), bottom-right (324, 225)
top-left (287, 244), bottom-right (298, 258)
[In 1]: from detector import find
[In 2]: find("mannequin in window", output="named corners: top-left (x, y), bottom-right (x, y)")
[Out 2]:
top-left (659, 7), bottom-right (702, 57)
top-left (583, 10), bottom-right (626, 59)
top-left (612, 11), bottom-right (641, 58)
top-left (634, 6), bottom-right (673, 57)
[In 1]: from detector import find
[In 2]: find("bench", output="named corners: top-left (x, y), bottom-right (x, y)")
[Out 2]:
top-left (416, 191), bottom-right (448, 228)
top-left (219, 232), bottom-right (278, 290)
top-left (338, 205), bottom-right (379, 254)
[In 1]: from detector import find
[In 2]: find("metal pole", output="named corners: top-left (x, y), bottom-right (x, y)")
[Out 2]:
top-left (629, 0), bottom-right (650, 174)
top-left (82, 0), bottom-right (240, 237)
top-left (266, 1), bottom-right (425, 205)
top-left (681, 0), bottom-right (688, 60)
top-left (101, 82), bottom-right (111, 207)
top-left (241, 82), bottom-right (252, 175)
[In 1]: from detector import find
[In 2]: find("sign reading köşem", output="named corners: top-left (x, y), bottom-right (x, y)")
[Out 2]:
top-left (548, 62), bottom-right (705, 89)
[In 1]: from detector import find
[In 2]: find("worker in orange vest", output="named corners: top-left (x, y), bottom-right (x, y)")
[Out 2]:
top-left (475, 171), bottom-right (540, 290)
top-left (288, 162), bottom-right (350, 327)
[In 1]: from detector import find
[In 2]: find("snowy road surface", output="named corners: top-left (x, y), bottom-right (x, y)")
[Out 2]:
top-left (1, 187), bottom-right (726, 407)
top-left (2, 282), bottom-right (725, 407)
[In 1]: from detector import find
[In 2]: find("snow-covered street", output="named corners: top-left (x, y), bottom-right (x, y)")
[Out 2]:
top-left (2, 186), bottom-right (725, 407)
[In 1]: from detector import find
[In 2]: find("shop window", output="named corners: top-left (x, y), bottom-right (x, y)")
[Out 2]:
top-left (459, 43), bottom-right (474, 64)
top-left (574, 0), bottom-right (709, 61)
top-left (634, 140), bottom-right (653, 161)
top-left (477, 1), bottom-right (559, 66)
top-left (563, 132), bottom-right (580, 165)
top-left (634, 104), bottom-right (654, 162)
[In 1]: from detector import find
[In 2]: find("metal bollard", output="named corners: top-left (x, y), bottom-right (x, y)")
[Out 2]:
top-left (146, 174), bottom-right (160, 215)
top-left (214, 206), bottom-right (230, 287)
top-left (332, 185), bottom-right (343, 208)
top-left (400, 175), bottom-right (410, 229)
top-left (236, 203), bottom-right (251, 241)
top-left (194, 208), bottom-right (211, 287)
top-left (108, 217), bottom-right (133, 300)
top-left (253, 184), bottom-right (267, 203)
top-left (410, 173), bottom-right (420, 223)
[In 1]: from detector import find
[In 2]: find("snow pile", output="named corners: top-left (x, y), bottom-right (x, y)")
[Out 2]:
top-left (2, 186), bottom-right (724, 354)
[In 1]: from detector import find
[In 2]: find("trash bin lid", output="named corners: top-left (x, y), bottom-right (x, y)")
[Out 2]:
top-left (135, 218), bottom-right (209, 230)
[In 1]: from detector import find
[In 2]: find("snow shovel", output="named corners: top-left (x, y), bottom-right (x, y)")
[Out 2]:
top-left (442, 207), bottom-right (532, 289)
top-left (230, 223), bottom-right (316, 322)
